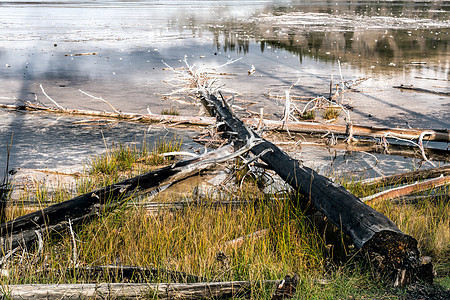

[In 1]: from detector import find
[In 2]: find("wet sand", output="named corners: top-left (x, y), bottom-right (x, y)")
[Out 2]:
top-left (0, 0), bottom-right (448, 175)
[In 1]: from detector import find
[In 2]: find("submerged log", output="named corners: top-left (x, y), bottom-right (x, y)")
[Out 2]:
top-left (2, 280), bottom-right (278, 300)
top-left (200, 91), bottom-right (423, 286)
top-left (0, 144), bottom-right (247, 252)
top-left (394, 84), bottom-right (450, 96)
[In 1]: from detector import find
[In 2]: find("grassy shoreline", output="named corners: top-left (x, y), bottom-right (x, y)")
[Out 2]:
top-left (1, 139), bottom-right (448, 299)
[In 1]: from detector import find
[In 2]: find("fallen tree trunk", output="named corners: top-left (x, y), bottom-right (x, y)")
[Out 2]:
top-left (362, 175), bottom-right (450, 204)
top-left (358, 165), bottom-right (450, 188)
top-left (0, 144), bottom-right (249, 252)
top-left (1, 280), bottom-right (278, 300)
top-left (200, 91), bottom-right (423, 286)
top-left (1, 103), bottom-right (448, 142)
top-left (244, 118), bottom-right (450, 142)
top-left (63, 265), bottom-right (208, 283)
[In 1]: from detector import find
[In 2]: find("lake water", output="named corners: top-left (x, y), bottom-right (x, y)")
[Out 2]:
top-left (0, 0), bottom-right (448, 177)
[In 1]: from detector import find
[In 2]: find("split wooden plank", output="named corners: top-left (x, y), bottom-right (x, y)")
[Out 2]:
top-left (362, 175), bottom-right (450, 204)
top-left (358, 165), bottom-right (450, 188)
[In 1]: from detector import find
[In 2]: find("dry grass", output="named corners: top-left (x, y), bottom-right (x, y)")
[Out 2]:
top-left (1, 140), bottom-right (448, 299)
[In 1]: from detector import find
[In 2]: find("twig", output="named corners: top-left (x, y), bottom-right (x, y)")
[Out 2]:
top-left (64, 52), bottom-right (98, 56)
top-left (39, 84), bottom-right (65, 110)
top-left (161, 152), bottom-right (199, 158)
top-left (338, 60), bottom-right (345, 103)
top-left (383, 132), bottom-right (435, 166)
top-left (79, 90), bottom-right (121, 115)
top-left (68, 219), bottom-right (78, 267)
top-left (0, 247), bottom-right (19, 268)
top-left (31, 230), bottom-right (44, 264)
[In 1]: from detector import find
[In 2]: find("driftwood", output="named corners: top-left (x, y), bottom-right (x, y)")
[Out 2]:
top-left (1, 280), bottom-right (278, 299)
top-left (0, 103), bottom-right (215, 127)
top-left (362, 175), bottom-right (450, 204)
top-left (0, 144), bottom-right (251, 252)
top-left (1, 103), bottom-right (448, 142)
top-left (268, 134), bottom-right (450, 162)
top-left (199, 91), bottom-right (423, 286)
top-left (394, 84), bottom-right (450, 96)
top-left (359, 165), bottom-right (450, 188)
top-left (246, 118), bottom-right (450, 142)
top-left (139, 199), bottom-right (256, 214)
top-left (391, 193), bottom-right (449, 205)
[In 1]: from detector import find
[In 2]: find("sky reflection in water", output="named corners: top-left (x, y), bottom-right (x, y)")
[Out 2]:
top-left (0, 0), bottom-right (448, 173)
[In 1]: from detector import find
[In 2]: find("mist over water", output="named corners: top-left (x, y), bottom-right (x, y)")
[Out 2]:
top-left (0, 0), bottom-right (448, 175)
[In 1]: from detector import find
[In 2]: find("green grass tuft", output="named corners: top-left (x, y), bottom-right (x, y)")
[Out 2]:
top-left (161, 106), bottom-right (180, 116)
top-left (300, 110), bottom-right (316, 120)
top-left (323, 106), bottom-right (341, 120)
top-left (89, 137), bottom-right (182, 176)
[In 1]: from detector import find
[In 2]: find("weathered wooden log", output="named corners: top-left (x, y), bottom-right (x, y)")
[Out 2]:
top-left (139, 199), bottom-right (256, 214)
top-left (244, 118), bottom-right (450, 142)
top-left (200, 91), bottom-right (423, 286)
top-left (0, 103), bottom-right (216, 127)
top-left (1, 103), bottom-right (448, 142)
top-left (358, 165), bottom-right (450, 188)
top-left (390, 193), bottom-right (448, 205)
top-left (362, 175), bottom-right (450, 204)
top-left (1, 280), bottom-right (278, 299)
top-left (0, 144), bottom-right (247, 252)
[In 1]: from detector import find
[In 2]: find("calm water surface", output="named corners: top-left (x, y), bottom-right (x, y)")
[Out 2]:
top-left (0, 0), bottom-right (448, 175)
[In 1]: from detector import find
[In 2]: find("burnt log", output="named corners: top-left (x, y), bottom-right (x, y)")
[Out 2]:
top-left (0, 145), bottom-right (243, 252)
top-left (63, 265), bottom-right (208, 283)
top-left (200, 91), bottom-right (423, 286)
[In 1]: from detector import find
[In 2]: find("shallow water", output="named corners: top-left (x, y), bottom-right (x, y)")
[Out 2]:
top-left (0, 0), bottom-right (448, 175)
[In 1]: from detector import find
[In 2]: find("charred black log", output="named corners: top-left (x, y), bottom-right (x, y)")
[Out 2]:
top-left (200, 91), bottom-right (424, 286)
top-left (0, 145), bottom-right (238, 252)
